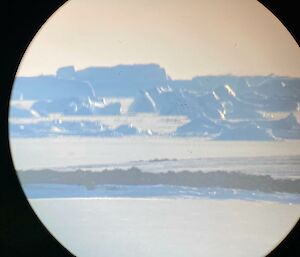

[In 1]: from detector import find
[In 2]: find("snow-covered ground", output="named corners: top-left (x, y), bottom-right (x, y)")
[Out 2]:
top-left (30, 198), bottom-right (300, 257)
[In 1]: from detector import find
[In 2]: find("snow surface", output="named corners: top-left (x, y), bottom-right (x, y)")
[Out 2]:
top-left (10, 137), bottom-right (300, 173)
top-left (30, 198), bottom-right (300, 257)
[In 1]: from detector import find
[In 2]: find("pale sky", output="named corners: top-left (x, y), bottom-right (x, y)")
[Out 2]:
top-left (18, 0), bottom-right (300, 79)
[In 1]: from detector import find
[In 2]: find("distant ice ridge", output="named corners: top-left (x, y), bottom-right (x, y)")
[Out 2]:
top-left (10, 64), bottom-right (300, 140)
top-left (12, 65), bottom-right (300, 108)
top-left (55, 155), bottom-right (300, 179)
top-left (19, 168), bottom-right (300, 194)
top-left (23, 184), bottom-right (300, 204)
top-left (13, 64), bottom-right (168, 99)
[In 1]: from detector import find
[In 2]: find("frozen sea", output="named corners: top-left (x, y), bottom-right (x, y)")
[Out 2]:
top-left (10, 137), bottom-right (300, 178)
top-left (10, 136), bottom-right (300, 257)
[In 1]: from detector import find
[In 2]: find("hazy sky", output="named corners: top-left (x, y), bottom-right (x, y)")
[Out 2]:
top-left (18, 0), bottom-right (300, 79)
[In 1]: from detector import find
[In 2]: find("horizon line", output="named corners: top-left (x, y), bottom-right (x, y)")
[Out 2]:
top-left (16, 63), bottom-right (300, 80)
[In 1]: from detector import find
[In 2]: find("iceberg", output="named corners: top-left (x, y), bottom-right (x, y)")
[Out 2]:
top-left (31, 97), bottom-right (121, 116)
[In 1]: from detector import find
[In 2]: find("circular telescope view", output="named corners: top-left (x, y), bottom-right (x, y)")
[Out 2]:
top-left (9, 0), bottom-right (300, 256)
